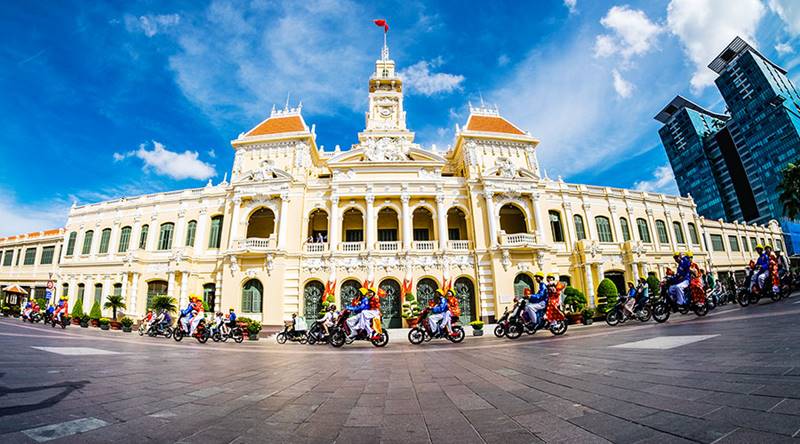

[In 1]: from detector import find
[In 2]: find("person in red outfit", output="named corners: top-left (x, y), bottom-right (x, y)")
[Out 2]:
top-left (544, 274), bottom-right (566, 326)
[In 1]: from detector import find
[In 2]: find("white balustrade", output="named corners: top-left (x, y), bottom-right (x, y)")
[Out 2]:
top-left (376, 241), bottom-right (399, 252)
top-left (447, 240), bottom-right (470, 251)
top-left (500, 232), bottom-right (537, 247)
top-left (304, 243), bottom-right (327, 253)
top-left (236, 237), bottom-right (275, 250)
top-left (340, 242), bottom-right (364, 252)
top-left (412, 241), bottom-right (436, 251)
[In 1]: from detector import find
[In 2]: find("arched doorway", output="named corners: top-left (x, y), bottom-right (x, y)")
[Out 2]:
top-left (499, 204), bottom-right (528, 234)
top-left (513, 273), bottom-right (534, 298)
top-left (303, 280), bottom-right (325, 320)
top-left (203, 283), bottom-right (216, 312)
top-left (378, 279), bottom-right (402, 328)
top-left (377, 208), bottom-right (399, 243)
top-left (603, 270), bottom-right (626, 295)
top-left (453, 277), bottom-right (476, 322)
top-left (416, 278), bottom-right (438, 308)
top-left (241, 279), bottom-right (263, 314)
top-left (339, 279), bottom-right (362, 309)
top-left (342, 209), bottom-right (364, 243)
top-left (247, 208), bottom-right (275, 239)
top-left (412, 207), bottom-right (435, 242)
top-left (146, 280), bottom-right (168, 310)
top-left (307, 209), bottom-right (328, 242)
top-left (447, 207), bottom-right (469, 241)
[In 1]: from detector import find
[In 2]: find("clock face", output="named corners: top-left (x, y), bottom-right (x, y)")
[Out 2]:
top-left (378, 106), bottom-right (393, 117)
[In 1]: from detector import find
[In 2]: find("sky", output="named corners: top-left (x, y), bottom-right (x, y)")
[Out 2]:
top-left (2, 0), bottom-right (800, 236)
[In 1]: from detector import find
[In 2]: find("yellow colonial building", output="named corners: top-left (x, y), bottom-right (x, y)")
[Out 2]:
top-left (0, 44), bottom-right (784, 327)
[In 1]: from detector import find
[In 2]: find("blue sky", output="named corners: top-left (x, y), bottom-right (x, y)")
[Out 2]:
top-left (2, 0), bottom-right (800, 236)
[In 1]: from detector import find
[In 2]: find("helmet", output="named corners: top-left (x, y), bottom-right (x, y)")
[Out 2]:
top-left (686, 250), bottom-right (694, 257)
top-left (673, 251), bottom-right (682, 257)
top-left (328, 304), bottom-right (337, 312)
top-left (533, 271), bottom-right (545, 279)
top-left (359, 287), bottom-right (368, 295)
top-left (229, 308), bottom-right (234, 311)
top-left (369, 287), bottom-right (377, 294)
top-left (765, 244), bottom-right (773, 250)
top-left (436, 288), bottom-right (445, 295)
top-left (755, 244), bottom-right (764, 250)
top-left (546, 273), bottom-right (557, 280)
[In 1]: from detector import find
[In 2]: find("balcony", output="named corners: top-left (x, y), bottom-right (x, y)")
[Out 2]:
top-left (499, 232), bottom-right (537, 248)
top-left (376, 241), bottom-right (399, 252)
top-left (447, 240), bottom-right (471, 251)
top-left (340, 242), bottom-right (364, 252)
top-left (412, 241), bottom-right (436, 251)
top-left (304, 243), bottom-right (328, 253)
top-left (235, 237), bottom-right (275, 251)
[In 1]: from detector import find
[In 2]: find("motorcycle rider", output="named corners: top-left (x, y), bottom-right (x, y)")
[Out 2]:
top-left (155, 309), bottom-right (171, 332)
top-left (623, 282), bottom-right (637, 316)
top-left (429, 289), bottom-right (454, 337)
top-left (223, 308), bottom-right (237, 336)
top-left (45, 303), bottom-right (55, 322)
top-left (523, 272), bottom-right (548, 326)
top-left (362, 288), bottom-right (383, 341)
top-left (765, 245), bottom-right (781, 294)
top-left (668, 252), bottom-right (691, 307)
top-left (22, 299), bottom-right (33, 321)
top-left (318, 304), bottom-right (338, 337)
top-left (776, 249), bottom-right (789, 281)
top-left (179, 296), bottom-right (197, 335)
top-left (53, 296), bottom-right (68, 324)
top-left (544, 274), bottom-right (566, 327)
top-left (634, 277), bottom-right (649, 312)
top-left (751, 245), bottom-right (769, 293)
top-left (345, 290), bottom-right (370, 339)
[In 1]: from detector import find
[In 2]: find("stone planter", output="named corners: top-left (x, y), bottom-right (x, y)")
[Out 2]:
top-left (583, 316), bottom-right (593, 325)
top-left (72, 318), bottom-right (81, 325)
top-left (566, 313), bottom-right (582, 325)
top-left (122, 326), bottom-right (132, 333)
top-left (405, 318), bottom-right (419, 328)
top-left (90, 319), bottom-right (99, 328)
top-left (80, 321), bottom-right (89, 328)
top-left (110, 321), bottom-right (122, 330)
top-left (472, 329), bottom-right (484, 336)
top-left (248, 334), bottom-right (260, 341)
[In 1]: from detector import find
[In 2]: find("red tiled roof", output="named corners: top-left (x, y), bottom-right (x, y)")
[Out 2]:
top-left (466, 115), bottom-right (525, 135)
top-left (246, 116), bottom-right (306, 137)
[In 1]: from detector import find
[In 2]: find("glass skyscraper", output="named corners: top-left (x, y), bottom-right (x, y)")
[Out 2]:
top-left (656, 37), bottom-right (800, 254)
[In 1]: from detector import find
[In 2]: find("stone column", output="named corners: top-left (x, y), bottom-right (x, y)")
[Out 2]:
top-left (130, 273), bottom-right (139, 315)
top-left (484, 191), bottom-right (498, 247)
top-left (229, 197), bottom-right (243, 245)
top-left (90, 223), bottom-right (100, 259)
top-left (365, 193), bottom-right (376, 250)
top-left (278, 193), bottom-right (290, 250)
top-left (329, 196), bottom-right (340, 250)
top-left (532, 192), bottom-right (545, 243)
top-left (174, 209), bottom-right (187, 250)
top-left (646, 209), bottom-right (660, 250)
top-left (167, 271), bottom-right (175, 300)
top-left (215, 272), bottom-right (222, 313)
top-left (131, 218), bottom-right (142, 251)
top-left (146, 215), bottom-right (158, 251)
top-left (665, 211), bottom-right (678, 251)
top-left (584, 264), bottom-right (595, 308)
top-left (179, 271), bottom-right (189, 308)
top-left (632, 262), bottom-right (640, 282)
top-left (436, 194), bottom-right (448, 250)
top-left (401, 193), bottom-right (411, 250)
top-left (582, 202), bottom-right (597, 241)
top-left (609, 206), bottom-right (622, 243)
top-left (562, 202), bottom-right (575, 247)
top-left (102, 275), bottom-right (111, 302)
top-left (120, 272), bottom-right (128, 305)
top-left (109, 220), bottom-right (120, 256)
top-left (195, 208), bottom-right (208, 255)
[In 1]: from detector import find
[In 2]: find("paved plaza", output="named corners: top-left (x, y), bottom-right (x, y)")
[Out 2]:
top-left (1, 300), bottom-right (800, 443)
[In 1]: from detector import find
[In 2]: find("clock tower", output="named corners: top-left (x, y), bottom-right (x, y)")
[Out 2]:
top-left (359, 39), bottom-right (414, 143)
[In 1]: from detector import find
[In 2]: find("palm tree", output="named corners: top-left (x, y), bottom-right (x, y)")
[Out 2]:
top-left (104, 295), bottom-right (126, 320)
top-left (778, 162), bottom-right (800, 219)
top-left (150, 295), bottom-right (177, 314)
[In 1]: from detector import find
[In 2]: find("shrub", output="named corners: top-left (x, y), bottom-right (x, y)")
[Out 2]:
top-left (236, 316), bottom-right (255, 328)
top-left (582, 307), bottom-right (595, 319)
top-left (401, 292), bottom-right (422, 319)
top-left (104, 295), bottom-right (126, 320)
top-left (469, 320), bottom-right (484, 330)
top-left (320, 293), bottom-right (336, 315)
top-left (35, 298), bottom-right (46, 308)
top-left (150, 296), bottom-right (177, 314)
top-left (89, 301), bottom-right (102, 321)
top-left (597, 279), bottom-right (619, 313)
top-left (99, 317), bottom-right (110, 326)
top-left (120, 317), bottom-right (134, 328)
top-left (70, 299), bottom-right (84, 318)
top-left (646, 272), bottom-right (660, 298)
top-left (247, 320), bottom-right (262, 335)
top-left (562, 286), bottom-right (587, 313)
top-left (80, 314), bottom-right (90, 323)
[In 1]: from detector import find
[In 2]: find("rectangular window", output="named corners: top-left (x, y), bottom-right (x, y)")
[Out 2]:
top-left (98, 228), bottom-right (111, 254)
top-left (673, 222), bottom-right (685, 244)
top-left (208, 217), bottom-right (223, 248)
top-left (185, 221), bottom-right (197, 247)
top-left (447, 228), bottom-right (460, 241)
top-left (636, 219), bottom-right (652, 243)
top-left (378, 229), bottom-right (398, 242)
top-left (595, 217), bottom-right (614, 243)
top-left (656, 220), bottom-right (669, 244)
top-left (711, 234), bottom-right (725, 252)
top-left (750, 237), bottom-right (757, 250)
top-left (573, 215), bottom-right (586, 240)
top-left (620, 218), bottom-right (631, 242)
top-left (118, 227), bottom-right (131, 253)
top-left (81, 231), bottom-right (94, 255)
top-left (77, 285), bottom-right (85, 304)
top-left (741, 236), bottom-right (749, 252)
top-left (158, 223), bottom-right (174, 250)
top-left (66, 232), bottom-right (77, 256)
top-left (413, 229), bottom-right (430, 241)
top-left (549, 211), bottom-right (564, 242)
top-left (1, 251), bottom-right (10, 266)
top-left (345, 230), bottom-right (363, 242)
top-left (139, 225), bottom-right (149, 249)
top-left (728, 235), bottom-right (740, 252)
top-left (23, 248), bottom-right (36, 265)
top-left (113, 283), bottom-right (122, 297)
top-left (688, 223), bottom-right (700, 245)
top-left (94, 285), bottom-right (102, 303)
top-left (40, 246), bottom-right (55, 265)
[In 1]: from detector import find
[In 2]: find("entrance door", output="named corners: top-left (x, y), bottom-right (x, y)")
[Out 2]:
top-left (339, 279), bottom-right (362, 310)
top-left (416, 278), bottom-right (438, 308)
top-left (378, 279), bottom-right (402, 328)
top-left (604, 271), bottom-right (626, 296)
top-left (453, 277), bottom-right (476, 323)
top-left (303, 280), bottom-right (325, 321)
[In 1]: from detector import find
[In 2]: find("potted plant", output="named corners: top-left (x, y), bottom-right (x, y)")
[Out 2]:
top-left (1, 305), bottom-right (8, 317)
top-left (89, 301), bottom-right (102, 327)
top-left (582, 308), bottom-right (595, 325)
top-left (70, 299), bottom-right (84, 325)
top-left (401, 292), bottom-right (422, 327)
top-left (469, 320), bottom-right (484, 336)
top-left (104, 295), bottom-right (126, 329)
top-left (597, 278), bottom-right (619, 314)
top-left (80, 314), bottom-right (90, 328)
top-left (120, 317), bottom-right (134, 333)
top-left (563, 286), bottom-right (587, 325)
top-left (247, 320), bottom-right (262, 340)
top-left (99, 317), bottom-right (110, 331)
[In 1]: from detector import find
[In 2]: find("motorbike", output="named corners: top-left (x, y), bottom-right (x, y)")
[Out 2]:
top-left (306, 319), bottom-right (330, 345)
top-left (493, 304), bottom-right (513, 338)
top-left (210, 322), bottom-right (245, 343)
top-left (43, 311), bottom-right (53, 325)
top-left (605, 296), bottom-right (651, 326)
top-left (23, 311), bottom-right (43, 324)
top-left (276, 324), bottom-right (308, 344)
top-left (50, 314), bottom-right (69, 329)
top-left (146, 321), bottom-right (173, 339)
top-left (505, 298), bottom-right (567, 339)
top-left (172, 315), bottom-right (210, 343)
top-left (653, 278), bottom-right (708, 321)
top-left (328, 309), bottom-right (389, 348)
top-left (407, 308), bottom-right (465, 345)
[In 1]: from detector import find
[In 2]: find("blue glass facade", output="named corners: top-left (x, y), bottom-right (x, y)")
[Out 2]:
top-left (657, 37), bottom-right (800, 254)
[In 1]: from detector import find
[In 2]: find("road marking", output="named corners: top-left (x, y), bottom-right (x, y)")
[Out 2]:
top-left (31, 346), bottom-right (120, 356)
top-left (610, 335), bottom-right (719, 350)
top-left (22, 417), bottom-right (108, 442)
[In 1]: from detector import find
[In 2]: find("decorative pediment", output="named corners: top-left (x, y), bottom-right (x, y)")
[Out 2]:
top-left (327, 145), bottom-right (447, 165)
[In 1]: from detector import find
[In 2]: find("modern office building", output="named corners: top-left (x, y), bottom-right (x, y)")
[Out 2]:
top-left (656, 37), bottom-right (800, 254)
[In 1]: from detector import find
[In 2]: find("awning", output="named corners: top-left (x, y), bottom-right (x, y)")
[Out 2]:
top-left (3, 284), bottom-right (29, 295)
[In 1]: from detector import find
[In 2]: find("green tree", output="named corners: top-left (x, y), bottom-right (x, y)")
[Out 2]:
top-left (597, 278), bottom-right (619, 313)
top-left (70, 298), bottom-right (84, 318)
top-left (103, 295), bottom-right (126, 320)
top-left (778, 161), bottom-right (800, 219)
top-left (646, 272), bottom-right (660, 298)
top-left (562, 286), bottom-right (587, 313)
top-left (89, 300), bottom-right (102, 321)
top-left (150, 296), bottom-right (177, 314)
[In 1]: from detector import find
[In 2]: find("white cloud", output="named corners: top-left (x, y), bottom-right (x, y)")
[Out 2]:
top-left (117, 141), bottom-right (216, 181)
top-left (594, 6), bottom-right (662, 62)
top-left (564, 0), bottom-right (577, 14)
top-left (776, 42), bottom-right (794, 55)
top-left (0, 190), bottom-right (70, 237)
top-left (667, 0), bottom-right (765, 92)
top-left (125, 13), bottom-right (180, 37)
top-left (398, 60), bottom-right (464, 96)
top-left (633, 165), bottom-right (679, 195)
top-left (770, 0), bottom-right (800, 35)
top-left (207, 149), bottom-right (216, 158)
top-left (612, 69), bottom-right (634, 98)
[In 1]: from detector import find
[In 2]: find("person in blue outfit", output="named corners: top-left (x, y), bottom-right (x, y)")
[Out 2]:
top-left (751, 245), bottom-right (770, 292)
top-left (345, 289), bottom-right (370, 339)
top-left (668, 252), bottom-right (691, 306)
top-left (179, 296), bottom-right (196, 333)
top-left (428, 289), bottom-right (450, 335)
top-left (523, 272), bottom-right (548, 326)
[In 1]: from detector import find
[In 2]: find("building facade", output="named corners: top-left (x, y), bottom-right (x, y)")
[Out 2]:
top-left (656, 36), bottom-right (800, 253)
top-left (0, 43), bottom-right (784, 326)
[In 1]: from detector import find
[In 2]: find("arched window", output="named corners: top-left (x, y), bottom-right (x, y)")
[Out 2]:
top-left (636, 218), bottom-right (651, 243)
top-left (673, 222), bottom-right (685, 244)
top-left (655, 220), bottom-right (669, 244)
top-left (203, 283), bottom-right (216, 312)
top-left (307, 210), bottom-right (329, 242)
top-left (139, 224), bottom-right (149, 249)
top-left (118, 226), bottom-right (132, 253)
top-left (61, 282), bottom-right (69, 298)
top-left (513, 274), bottom-right (534, 298)
top-left (98, 228), bottom-right (112, 254)
top-left (453, 277), bottom-right (477, 322)
top-left (687, 222), bottom-right (699, 245)
top-left (303, 280), bottom-right (325, 321)
top-left (113, 283), bottom-right (122, 297)
top-left (620, 217), bottom-right (631, 242)
top-left (339, 279), bottom-right (362, 309)
top-left (499, 204), bottom-right (527, 235)
top-left (158, 223), bottom-right (175, 250)
top-left (242, 279), bottom-right (263, 313)
top-left (447, 207), bottom-right (469, 241)
top-left (146, 280), bottom-right (168, 309)
top-left (66, 232), bottom-right (77, 256)
top-left (77, 283), bottom-right (85, 304)
top-left (548, 211), bottom-right (564, 242)
top-left (185, 220), bottom-right (197, 247)
top-left (377, 208), bottom-right (399, 242)
top-left (595, 216), bottom-right (613, 243)
top-left (415, 278), bottom-right (438, 308)
top-left (573, 215), bottom-right (586, 240)
top-left (94, 283), bottom-right (103, 303)
top-left (342, 208), bottom-right (364, 242)
top-left (208, 216), bottom-right (223, 248)
top-left (247, 208), bottom-right (275, 239)
top-left (412, 207), bottom-right (435, 241)
top-left (81, 230), bottom-right (94, 255)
